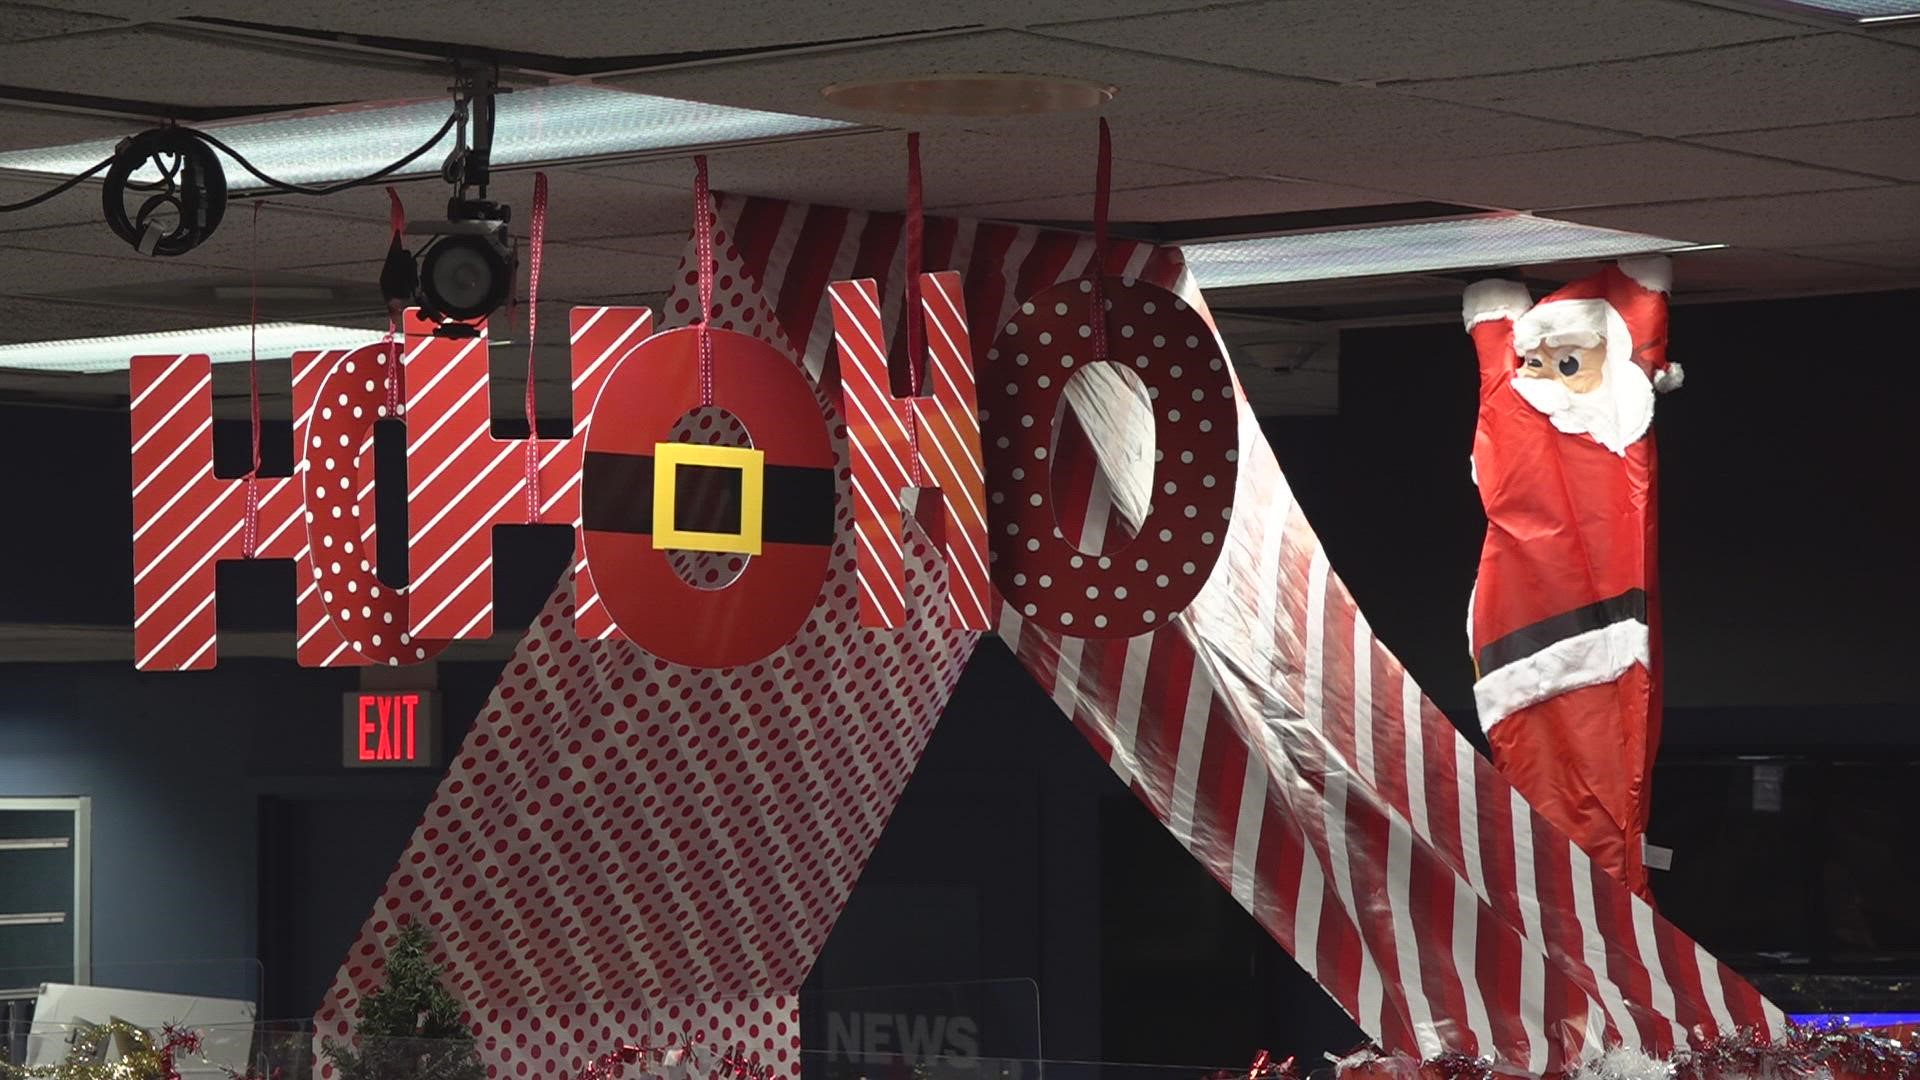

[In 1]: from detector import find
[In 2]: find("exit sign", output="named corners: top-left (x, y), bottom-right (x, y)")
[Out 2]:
top-left (341, 691), bottom-right (440, 768)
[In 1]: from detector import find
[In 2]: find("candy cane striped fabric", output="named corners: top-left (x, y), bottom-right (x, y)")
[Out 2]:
top-left (131, 349), bottom-right (366, 670)
top-left (717, 195), bottom-right (1780, 1070)
top-left (403, 312), bottom-right (576, 642)
top-left (997, 301), bottom-right (1782, 1069)
top-left (828, 272), bottom-right (990, 629)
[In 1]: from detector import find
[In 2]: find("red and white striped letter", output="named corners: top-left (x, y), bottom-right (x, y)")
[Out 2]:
top-left (131, 354), bottom-right (315, 670)
top-left (828, 271), bottom-right (990, 629)
top-left (402, 311), bottom-right (582, 642)
top-left (564, 305), bottom-right (653, 640)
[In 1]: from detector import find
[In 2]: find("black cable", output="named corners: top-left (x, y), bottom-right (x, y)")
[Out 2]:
top-left (0, 156), bottom-right (113, 212)
top-left (195, 110), bottom-right (460, 198)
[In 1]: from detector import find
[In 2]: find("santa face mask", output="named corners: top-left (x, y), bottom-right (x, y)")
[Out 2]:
top-left (1508, 299), bottom-right (1655, 456)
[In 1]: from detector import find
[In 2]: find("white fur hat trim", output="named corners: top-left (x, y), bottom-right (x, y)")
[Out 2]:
top-left (1513, 298), bottom-right (1621, 361)
top-left (1618, 255), bottom-right (1673, 294)
top-left (1462, 279), bottom-right (1533, 330)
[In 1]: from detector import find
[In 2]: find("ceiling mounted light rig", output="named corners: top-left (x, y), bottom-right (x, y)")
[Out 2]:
top-left (385, 65), bottom-right (519, 337)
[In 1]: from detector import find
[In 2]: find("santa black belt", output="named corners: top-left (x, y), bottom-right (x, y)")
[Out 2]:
top-left (1476, 588), bottom-right (1647, 676)
top-left (581, 450), bottom-right (836, 545)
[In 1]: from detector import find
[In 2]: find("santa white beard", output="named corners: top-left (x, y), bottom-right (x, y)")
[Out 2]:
top-left (1508, 357), bottom-right (1655, 456)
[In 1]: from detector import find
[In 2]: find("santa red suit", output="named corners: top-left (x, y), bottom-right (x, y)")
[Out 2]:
top-left (1461, 256), bottom-right (1681, 900)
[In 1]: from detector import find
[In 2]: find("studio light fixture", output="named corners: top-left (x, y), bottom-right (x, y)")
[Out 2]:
top-left (1179, 215), bottom-right (1698, 288)
top-left (0, 323), bottom-right (387, 375)
top-left (387, 66), bottom-right (520, 334)
top-left (0, 85), bottom-right (861, 191)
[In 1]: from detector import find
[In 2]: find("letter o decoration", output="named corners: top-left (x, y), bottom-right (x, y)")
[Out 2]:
top-left (983, 277), bottom-right (1239, 636)
top-left (581, 325), bottom-right (836, 668)
top-left (302, 342), bottom-right (450, 666)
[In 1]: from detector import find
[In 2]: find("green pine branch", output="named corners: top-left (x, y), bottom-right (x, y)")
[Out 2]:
top-left (321, 924), bottom-right (485, 1080)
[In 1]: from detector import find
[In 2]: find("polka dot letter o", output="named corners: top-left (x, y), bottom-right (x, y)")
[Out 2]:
top-left (982, 276), bottom-right (1237, 636)
top-left (303, 342), bottom-right (449, 667)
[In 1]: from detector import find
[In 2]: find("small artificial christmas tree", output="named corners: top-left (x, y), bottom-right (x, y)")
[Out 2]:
top-left (322, 923), bottom-right (485, 1080)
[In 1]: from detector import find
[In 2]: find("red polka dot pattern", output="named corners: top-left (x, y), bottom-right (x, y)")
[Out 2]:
top-left (313, 207), bottom-right (981, 1080)
top-left (982, 277), bottom-right (1238, 636)
top-left (303, 341), bottom-right (448, 666)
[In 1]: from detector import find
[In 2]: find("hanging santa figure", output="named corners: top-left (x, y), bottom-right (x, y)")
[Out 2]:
top-left (1460, 256), bottom-right (1682, 900)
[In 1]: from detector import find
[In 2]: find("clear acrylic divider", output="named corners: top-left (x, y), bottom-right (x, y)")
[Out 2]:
top-left (807, 978), bottom-right (1045, 1067)
top-left (0, 959), bottom-right (263, 1073)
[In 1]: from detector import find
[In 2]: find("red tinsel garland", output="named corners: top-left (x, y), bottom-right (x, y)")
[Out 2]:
top-left (571, 1033), bottom-right (775, 1080)
top-left (158, 1025), bottom-right (204, 1080)
top-left (1332, 1023), bottom-right (1920, 1080)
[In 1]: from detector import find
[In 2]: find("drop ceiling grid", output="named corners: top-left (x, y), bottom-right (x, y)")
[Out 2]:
top-left (1028, 0), bottom-right (1826, 84)
top-left (10, 0), bottom-right (1239, 62)
top-left (0, 0), bottom-right (1912, 348)
top-left (0, 24), bottom-right (452, 108)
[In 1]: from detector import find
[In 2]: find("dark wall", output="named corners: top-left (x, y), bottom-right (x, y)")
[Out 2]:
top-left (0, 657), bottom-right (495, 1016)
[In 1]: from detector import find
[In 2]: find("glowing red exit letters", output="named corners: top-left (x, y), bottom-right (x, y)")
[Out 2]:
top-left (341, 691), bottom-right (440, 768)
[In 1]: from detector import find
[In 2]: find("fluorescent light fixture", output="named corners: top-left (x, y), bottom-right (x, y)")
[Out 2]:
top-left (1780, 0), bottom-right (1920, 20)
top-left (0, 323), bottom-right (387, 374)
top-left (0, 85), bottom-right (860, 190)
top-left (1181, 215), bottom-right (1696, 288)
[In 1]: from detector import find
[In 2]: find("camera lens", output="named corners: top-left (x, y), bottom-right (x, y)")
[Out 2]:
top-left (420, 234), bottom-right (512, 321)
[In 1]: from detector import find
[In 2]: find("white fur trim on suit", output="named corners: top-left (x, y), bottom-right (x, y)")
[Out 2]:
top-left (1462, 279), bottom-right (1533, 330)
top-left (1617, 255), bottom-right (1672, 294)
top-left (1654, 361), bottom-right (1684, 393)
top-left (1473, 618), bottom-right (1650, 733)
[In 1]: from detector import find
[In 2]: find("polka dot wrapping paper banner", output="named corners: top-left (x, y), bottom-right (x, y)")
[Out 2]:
top-left (312, 192), bottom-right (1167, 1080)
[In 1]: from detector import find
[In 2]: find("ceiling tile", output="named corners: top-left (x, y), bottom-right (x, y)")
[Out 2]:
top-left (1655, 248), bottom-right (1913, 296)
top-left (941, 176), bottom-right (1414, 223)
top-left (1039, 0), bottom-right (1812, 83)
top-left (479, 169), bottom-right (694, 243)
top-left (0, 172), bottom-right (117, 232)
top-left (1399, 34), bottom-right (1920, 137)
top-left (565, 232), bottom-right (689, 259)
top-left (529, 241), bottom-right (682, 304)
top-left (0, 26), bottom-right (450, 108)
top-left (583, 129), bottom-right (1217, 210)
top-left (17, 0), bottom-right (1226, 62)
top-left (1557, 184), bottom-right (1920, 248)
top-left (1387, 140), bottom-right (1881, 211)
top-left (597, 30), bottom-right (1623, 181)
top-left (0, 293), bottom-right (229, 343)
top-left (1868, 22), bottom-right (1920, 47)
top-left (1690, 115), bottom-right (1920, 182)
top-left (1792, 237), bottom-right (1920, 269)
top-left (0, 204), bottom-right (395, 271)
top-left (0, 244), bottom-right (235, 293)
top-left (0, 102), bottom-right (140, 152)
top-left (0, 2), bottom-right (122, 43)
